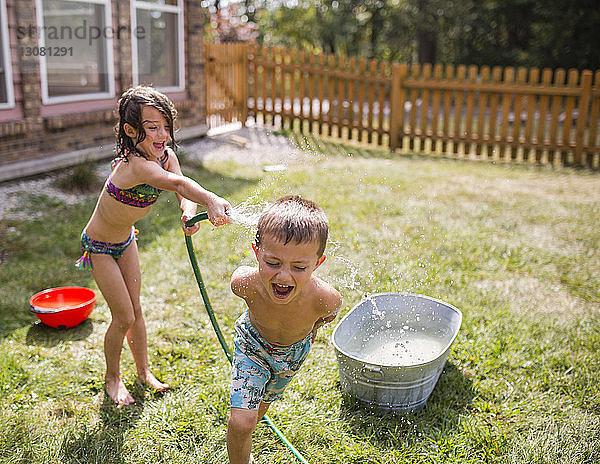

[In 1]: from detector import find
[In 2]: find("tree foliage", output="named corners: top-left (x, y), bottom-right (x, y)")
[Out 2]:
top-left (203, 0), bottom-right (600, 70)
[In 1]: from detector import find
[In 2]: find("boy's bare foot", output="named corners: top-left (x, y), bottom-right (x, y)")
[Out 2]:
top-left (138, 371), bottom-right (169, 391)
top-left (105, 376), bottom-right (134, 405)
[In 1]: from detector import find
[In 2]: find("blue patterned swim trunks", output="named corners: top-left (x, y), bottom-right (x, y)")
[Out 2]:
top-left (230, 311), bottom-right (313, 410)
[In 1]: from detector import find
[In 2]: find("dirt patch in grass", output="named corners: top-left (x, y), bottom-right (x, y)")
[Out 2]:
top-left (473, 275), bottom-right (590, 317)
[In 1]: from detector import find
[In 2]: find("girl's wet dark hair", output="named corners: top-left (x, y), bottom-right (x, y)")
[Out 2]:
top-left (115, 85), bottom-right (178, 160)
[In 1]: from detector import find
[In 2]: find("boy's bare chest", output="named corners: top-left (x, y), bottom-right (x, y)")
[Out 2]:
top-left (249, 298), bottom-right (318, 345)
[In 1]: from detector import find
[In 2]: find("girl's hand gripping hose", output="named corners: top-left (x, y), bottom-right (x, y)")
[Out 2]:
top-left (184, 211), bottom-right (209, 228)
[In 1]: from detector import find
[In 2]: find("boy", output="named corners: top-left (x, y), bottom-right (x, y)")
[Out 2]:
top-left (228, 195), bottom-right (342, 464)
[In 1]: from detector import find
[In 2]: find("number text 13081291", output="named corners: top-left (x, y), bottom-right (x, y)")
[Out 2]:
top-left (20, 47), bottom-right (73, 57)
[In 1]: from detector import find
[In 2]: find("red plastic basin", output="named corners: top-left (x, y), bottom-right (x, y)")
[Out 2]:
top-left (30, 286), bottom-right (96, 329)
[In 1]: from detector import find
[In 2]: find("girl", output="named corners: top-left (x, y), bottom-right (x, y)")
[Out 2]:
top-left (77, 86), bottom-right (231, 405)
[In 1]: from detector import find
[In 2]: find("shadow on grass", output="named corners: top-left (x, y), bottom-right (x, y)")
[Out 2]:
top-left (0, 164), bottom-right (260, 339)
top-left (25, 319), bottom-right (94, 347)
top-left (338, 362), bottom-right (474, 442)
top-left (60, 392), bottom-right (146, 464)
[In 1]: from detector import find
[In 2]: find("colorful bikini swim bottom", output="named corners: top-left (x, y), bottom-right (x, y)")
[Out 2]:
top-left (75, 227), bottom-right (137, 270)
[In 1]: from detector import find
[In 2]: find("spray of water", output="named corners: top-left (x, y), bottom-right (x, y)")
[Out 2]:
top-left (228, 199), bottom-right (269, 227)
top-left (325, 240), bottom-right (364, 292)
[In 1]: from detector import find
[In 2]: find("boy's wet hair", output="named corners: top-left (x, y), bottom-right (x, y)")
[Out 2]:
top-left (115, 85), bottom-right (178, 159)
top-left (256, 195), bottom-right (329, 257)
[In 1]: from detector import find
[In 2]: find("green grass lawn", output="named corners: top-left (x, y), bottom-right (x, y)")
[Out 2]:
top-left (1, 135), bottom-right (599, 464)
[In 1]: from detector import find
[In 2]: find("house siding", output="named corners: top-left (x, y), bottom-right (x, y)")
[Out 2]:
top-left (0, 0), bottom-right (206, 181)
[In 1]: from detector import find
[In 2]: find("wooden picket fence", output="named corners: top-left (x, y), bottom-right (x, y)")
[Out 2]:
top-left (205, 42), bottom-right (248, 128)
top-left (205, 42), bottom-right (600, 169)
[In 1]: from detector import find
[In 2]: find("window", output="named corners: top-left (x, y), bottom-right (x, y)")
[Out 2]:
top-left (132, 0), bottom-right (184, 91)
top-left (0, 0), bottom-right (14, 108)
top-left (36, 0), bottom-right (115, 103)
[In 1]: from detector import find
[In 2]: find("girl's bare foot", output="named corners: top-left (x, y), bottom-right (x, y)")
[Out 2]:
top-left (105, 376), bottom-right (134, 405)
top-left (138, 371), bottom-right (169, 391)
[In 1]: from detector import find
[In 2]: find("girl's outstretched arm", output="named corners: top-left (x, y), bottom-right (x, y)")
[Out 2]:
top-left (163, 149), bottom-right (200, 234)
top-left (132, 152), bottom-right (231, 227)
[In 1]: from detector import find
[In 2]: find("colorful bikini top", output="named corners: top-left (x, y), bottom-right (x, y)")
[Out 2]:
top-left (105, 153), bottom-right (168, 208)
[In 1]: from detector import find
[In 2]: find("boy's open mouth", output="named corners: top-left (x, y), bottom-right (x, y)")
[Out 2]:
top-left (272, 283), bottom-right (294, 298)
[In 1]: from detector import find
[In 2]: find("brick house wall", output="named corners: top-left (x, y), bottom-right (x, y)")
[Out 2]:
top-left (0, 0), bottom-right (207, 181)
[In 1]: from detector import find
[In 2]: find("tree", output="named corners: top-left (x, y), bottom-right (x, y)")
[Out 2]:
top-left (203, 0), bottom-right (600, 70)
top-left (202, 0), bottom-right (258, 43)
top-left (414, 0), bottom-right (438, 64)
top-left (451, 0), bottom-right (599, 69)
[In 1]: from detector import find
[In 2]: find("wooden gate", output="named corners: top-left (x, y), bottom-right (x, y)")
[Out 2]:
top-left (204, 42), bottom-right (249, 129)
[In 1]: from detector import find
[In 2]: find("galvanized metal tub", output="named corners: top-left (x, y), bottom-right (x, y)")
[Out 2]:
top-left (332, 293), bottom-right (462, 412)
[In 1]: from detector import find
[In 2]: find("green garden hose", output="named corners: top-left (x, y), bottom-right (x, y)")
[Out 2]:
top-left (184, 211), bottom-right (310, 464)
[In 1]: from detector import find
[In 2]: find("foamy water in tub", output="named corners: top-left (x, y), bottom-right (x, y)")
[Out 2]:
top-left (340, 296), bottom-right (452, 366)
top-left (357, 330), bottom-right (448, 365)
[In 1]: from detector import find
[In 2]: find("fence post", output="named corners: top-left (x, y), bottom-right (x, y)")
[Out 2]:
top-left (238, 42), bottom-right (249, 126)
top-left (389, 63), bottom-right (407, 151)
top-left (574, 70), bottom-right (592, 166)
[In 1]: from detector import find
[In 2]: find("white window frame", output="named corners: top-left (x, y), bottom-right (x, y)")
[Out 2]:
top-left (35, 0), bottom-right (115, 104)
top-left (131, 0), bottom-right (185, 92)
top-left (0, 0), bottom-right (15, 109)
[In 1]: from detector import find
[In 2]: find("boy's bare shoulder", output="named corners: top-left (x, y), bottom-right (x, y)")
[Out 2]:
top-left (311, 276), bottom-right (342, 316)
top-left (230, 266), bottom-right (259, 298)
